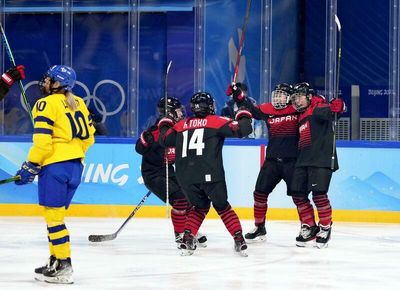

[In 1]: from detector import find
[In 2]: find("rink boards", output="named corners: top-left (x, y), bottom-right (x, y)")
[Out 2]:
top-left (1, 138), bottom-right (400, 223)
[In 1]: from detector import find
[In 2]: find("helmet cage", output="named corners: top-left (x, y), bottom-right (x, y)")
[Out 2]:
top-left (271, 89), bottom-right (291, 109)
top-left (190, 92), bottom-right (215, 117)
top-left (291, 92), bottom-right (311, 112)
top-left (157, 96), bottom-right (185, 122)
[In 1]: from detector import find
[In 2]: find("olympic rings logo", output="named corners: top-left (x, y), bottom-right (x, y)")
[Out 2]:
top-left (21, 80), bottom-right (126, 123)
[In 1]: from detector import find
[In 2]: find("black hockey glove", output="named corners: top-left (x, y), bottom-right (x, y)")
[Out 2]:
top-left (0, 65), bottom-right (26, 101)
top-left (2, 65), bottom-right (25, 86)
top-left (140, 130), bottom-right (154, 147)
top-left (235, 109), bottom-right (252, 121)
top-left (157, 116), bottom-right (175, 130)
top-left (232, 84), bottom-right (246, 103)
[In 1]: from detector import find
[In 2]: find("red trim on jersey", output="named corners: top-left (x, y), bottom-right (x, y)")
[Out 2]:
top-left (173, 115), bottom-right (231, 132)
top-left (260, 144), bottom-right (265, 167)
top-left (258, 103), bottom-right (297, 116)
top-left (299, 96), bottom-right (327, 121)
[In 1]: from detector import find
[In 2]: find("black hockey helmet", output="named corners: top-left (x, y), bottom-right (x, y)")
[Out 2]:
top-left (190, 92), bottom-right (215, 117)
top-left (271, 83), bottom-right (294, 109)
top-left (291, 82), bottom-right (314, 112)
top-left (157, 96), bottom-right (185, 122)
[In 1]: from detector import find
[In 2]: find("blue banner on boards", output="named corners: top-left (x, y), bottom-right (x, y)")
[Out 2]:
top-left (1, 141), bottom-right (400, 211)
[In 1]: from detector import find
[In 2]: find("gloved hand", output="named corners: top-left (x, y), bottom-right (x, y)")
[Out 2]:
top-left (1, 65), bottom-right (25, 87)
top-left (330, 98), bottom-right (345, 113)
top-left (235, 109), bottom-right (252, 121)
top-left (15, 161), bottom-right (40, 185)
top-left (226, 83), bottom-right (234, 96)
top-left (157, 116), bottom-right (175, 130)
top-left (165, 147), bottom-right (176, 164)
top-left (140, 130), bottom-right (154, 147)
top-left (232, 83), bottom-right (246, 102)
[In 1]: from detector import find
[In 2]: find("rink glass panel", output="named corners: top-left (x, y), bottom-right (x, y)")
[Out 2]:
top-left (0, 0), bottom-right (398, 140)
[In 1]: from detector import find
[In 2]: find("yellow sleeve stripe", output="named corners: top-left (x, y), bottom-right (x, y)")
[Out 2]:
top-left (34, 116), bottom-right (54, 126)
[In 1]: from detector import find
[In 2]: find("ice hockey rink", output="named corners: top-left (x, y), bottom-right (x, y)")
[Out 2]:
top-left (0, 217), bottom-right (399, 290)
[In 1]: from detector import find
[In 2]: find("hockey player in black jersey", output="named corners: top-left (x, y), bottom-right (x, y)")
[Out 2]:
top-left (290, 82), bottom-right (345, 248)
top-left (227, 82), bottom-right (299, 242)
top-left (135, 96), bottom-right (206, 248)
top-left (158, 92), bottom-right (252, 257)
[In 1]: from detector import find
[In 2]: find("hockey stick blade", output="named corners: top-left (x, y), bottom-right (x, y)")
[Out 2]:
top-left (0, 175), bottom-right (20, 185)
top-left (88, 191), bottom-right (151, 243)
top-left (88, 233), bottom-right (117, 242)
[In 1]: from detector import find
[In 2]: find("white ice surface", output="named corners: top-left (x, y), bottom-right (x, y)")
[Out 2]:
top-left (0, 217), bottom-right (399, 290)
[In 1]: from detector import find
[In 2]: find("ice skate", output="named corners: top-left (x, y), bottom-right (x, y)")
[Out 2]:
top-left (42, 258), bottom-right (74, 284)
top-left (175, 232), bottom-right (183, 249)
top-left (296, 224), bottom-right (319, 247)
top-left (34, 255), bottom-right (56, 282)
top-left (195, 232), bottom-right (207, 248)
top-left (316, 223), bottom-right (332, 249)
top-left (180, 230), bottom-right (197, 256)
top-left (245, 224), bottom-right (267, 243)
top-left (234, 231), bottom-right (248, 257)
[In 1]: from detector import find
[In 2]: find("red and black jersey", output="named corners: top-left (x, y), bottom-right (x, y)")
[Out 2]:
top-left (244, 99), bottom-right (299, 158)
top-left (160, 114), bottom-right (252, 186)
top-left (135, 121), bottom-right (176, 180)
top-left (296, 95), bottom-right (339, 171)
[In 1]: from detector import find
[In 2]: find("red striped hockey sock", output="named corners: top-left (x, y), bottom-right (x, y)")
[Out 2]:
top-left (216, 204), bottom-right (242, 236)
top-left (185, 206), bottom-right (209, 236)
top-left (171, 198), bottom-right (189, 234)
top-left (312, 194), bottom-right (332, 227)
top-left (292, 196), bottom-right (316, 226)
top-left (253, 191), bottom-right (268, 225)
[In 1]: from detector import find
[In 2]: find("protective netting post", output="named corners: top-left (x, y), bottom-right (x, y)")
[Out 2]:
top-left (325, 0), bottom-right (338, 102)
top-left (194, 0), bottom-right (205, 92)
top-left (128, 0), bottom-right (139, 137)
top-left (261, 0), bottom-right (272, 139)
top-left (62, 0), bottom-right (72, 66)
top-left (389, 0), bottom-right (400, 141)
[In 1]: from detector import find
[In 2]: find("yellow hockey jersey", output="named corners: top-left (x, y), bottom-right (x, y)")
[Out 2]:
top-left (28, 93), bottom-right (95, 166)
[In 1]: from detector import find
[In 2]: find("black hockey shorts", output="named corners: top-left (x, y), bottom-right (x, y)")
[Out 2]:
top-left (181, 181), bottom-right (229, 211)
top-left (291, 166), bottom-right (333, 196)
top-left (143, 175), bottom-right (186, 205)
top-left (255, 158), bottom-right (296, 196)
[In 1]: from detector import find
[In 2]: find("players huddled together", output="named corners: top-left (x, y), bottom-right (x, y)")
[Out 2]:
top-left (2, 63), bottom-right (345, 283)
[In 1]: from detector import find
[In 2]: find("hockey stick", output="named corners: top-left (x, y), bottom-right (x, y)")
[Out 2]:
top-left (232, 0), bottom-right (252, 83)
top-left (331, 14), bottom-right (342, 170)
top-left (0, 175), bottom-right (20, 185)
top-left (164, 60), bottom-right (172, 218)
top-left (88, 191), bottom-right (152, 242)
top-left (0, 23), bottom-right (34, 126)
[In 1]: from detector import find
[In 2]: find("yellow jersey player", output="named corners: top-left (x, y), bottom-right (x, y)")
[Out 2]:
top-left (14, 65), bottom-right (95, 284)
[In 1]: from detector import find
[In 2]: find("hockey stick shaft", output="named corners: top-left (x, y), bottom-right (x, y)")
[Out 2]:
top-left (164, 60), bottom-right (172, 219)
top-left (233, 0), bottom-right (252, 83)
top-left (331, 15), bottom-right (342, 170)
top-left (0, 175), bottom-right (20, 185)
top-left (88, 191), bottom-right (152, 242)
top-left (0, 23), bottom-right (34, 126)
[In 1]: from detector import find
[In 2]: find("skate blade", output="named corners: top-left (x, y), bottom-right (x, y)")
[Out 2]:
top-left (245, 235), bottom-right (267, 243)
top-left (296, 239), bottom-right (316, 248)
top-left (44, 276), bottom-right (74, 284)
top-left (197, 241), bottom-right (207, 248)
top-left (236, 249), bottom-right (248, 257)
top-left (180, 249), bottom-right (194, 256)
top-left (316, 242), bottom-right (329, 249)
top-left (34, 274), bottom-right (44, 282)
